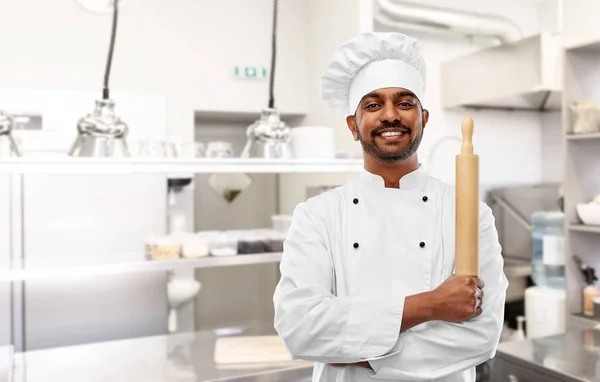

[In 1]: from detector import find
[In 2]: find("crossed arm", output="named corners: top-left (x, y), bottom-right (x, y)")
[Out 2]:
top-left (273, 199), bottom-right (508, 380)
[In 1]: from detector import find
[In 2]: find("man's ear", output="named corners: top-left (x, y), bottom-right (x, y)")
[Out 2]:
top-left (346, 115), bottom-right (359, 141)
top-left (422, 109), bottom-right (429, 130)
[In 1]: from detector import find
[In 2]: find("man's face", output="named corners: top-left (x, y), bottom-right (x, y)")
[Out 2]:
top-left (346, 87), bottom-right (429, 163)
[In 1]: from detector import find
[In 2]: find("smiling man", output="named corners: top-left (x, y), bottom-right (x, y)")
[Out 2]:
top-left (273, 32), bottom-right (508, 382)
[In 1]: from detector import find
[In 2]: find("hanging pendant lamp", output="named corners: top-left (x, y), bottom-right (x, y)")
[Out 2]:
top-left (69, 0), bottom-right (130, 157)
top-left (0, 111), bottom-right (21, 157)
top-left (241, 0), bottom-right (291, 159)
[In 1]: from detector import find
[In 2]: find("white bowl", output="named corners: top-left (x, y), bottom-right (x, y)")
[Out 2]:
top-left (576, 203), bottom-right (600, 225)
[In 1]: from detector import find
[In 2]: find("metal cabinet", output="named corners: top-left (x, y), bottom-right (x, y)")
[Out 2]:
top-left (490, 357), bottom-right (563, 382)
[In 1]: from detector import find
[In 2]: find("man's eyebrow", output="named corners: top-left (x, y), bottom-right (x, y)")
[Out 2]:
top-left (361, 92), bottom-right (381, 101)
top-left (396, 91), bottom-right (416, 98)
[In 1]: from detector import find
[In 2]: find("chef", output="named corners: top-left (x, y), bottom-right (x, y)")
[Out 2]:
top-left (273, 32), bottom-right (508, 382)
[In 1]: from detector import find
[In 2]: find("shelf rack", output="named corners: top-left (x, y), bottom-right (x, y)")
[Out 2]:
top-left (562, 38), bottom-right (600, 327)
top-left (0, 158), bottom-right (365, 174)
top-left (0, 253), bottom-right (284, 282)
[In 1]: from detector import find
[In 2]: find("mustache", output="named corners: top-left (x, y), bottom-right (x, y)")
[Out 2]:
top-left (371, 120), bottom-right (412, 137)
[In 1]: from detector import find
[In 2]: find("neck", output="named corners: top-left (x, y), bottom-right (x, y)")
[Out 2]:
top-left (363, 153), bottom-right (420, 188)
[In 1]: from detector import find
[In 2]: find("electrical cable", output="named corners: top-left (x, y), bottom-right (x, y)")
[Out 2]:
top-left (103, 0), bottom-right (119, 100)
top-left (268, 0), bottom-right (277, 108)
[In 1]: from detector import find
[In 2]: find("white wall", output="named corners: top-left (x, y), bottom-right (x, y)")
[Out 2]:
top-left (279, 0), bottom-right (562, 214)
top-left (278, 0), bottom-right (372, 214)
top-left (0, 0), bottom-right (308, 142)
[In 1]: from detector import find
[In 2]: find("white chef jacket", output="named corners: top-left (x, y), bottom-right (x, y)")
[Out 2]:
top-left (273, 165), bottom-right (509, 382)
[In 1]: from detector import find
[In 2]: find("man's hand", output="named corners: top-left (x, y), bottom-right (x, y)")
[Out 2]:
top-left (430, 275), bottom-right (484, 322)
top-left (329, 361), bottom-right (372, 370)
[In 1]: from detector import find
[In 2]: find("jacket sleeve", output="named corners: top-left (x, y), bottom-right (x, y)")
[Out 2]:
top-left (365, 202), bottom-right (509, 381)
top-left (273, 198), bottom-right (406, 364)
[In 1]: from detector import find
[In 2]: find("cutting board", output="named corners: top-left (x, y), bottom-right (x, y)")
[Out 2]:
top-left (214, 335), bottom-right (293, 364)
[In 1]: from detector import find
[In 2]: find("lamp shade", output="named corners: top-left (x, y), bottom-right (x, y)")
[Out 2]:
top-left (0, 111), bottom-right (21, 157)
top-left (241, 108), bottom-right (291, 159)
top-left (69, 99), bottom-right (129, 157)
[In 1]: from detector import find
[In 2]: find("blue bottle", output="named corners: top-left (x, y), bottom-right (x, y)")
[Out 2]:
top-left (531, 211), bottom-right (565, 290)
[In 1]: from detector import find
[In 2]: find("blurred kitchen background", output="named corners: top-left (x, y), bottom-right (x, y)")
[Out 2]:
top-left (0, 0), bottom-right (599, 381)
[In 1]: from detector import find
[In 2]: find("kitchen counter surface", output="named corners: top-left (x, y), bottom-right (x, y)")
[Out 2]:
top-left (12, 323), bottom-right (313, 382)
top-left (495, 328), bottom-right (600, 382)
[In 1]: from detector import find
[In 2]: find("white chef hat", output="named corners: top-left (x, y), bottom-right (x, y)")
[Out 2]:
top-left (321, 32), bottom-right (426, 116)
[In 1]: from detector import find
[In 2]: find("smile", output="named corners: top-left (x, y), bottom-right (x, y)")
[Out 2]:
top-left (379, 131), bottom-right (405, 137)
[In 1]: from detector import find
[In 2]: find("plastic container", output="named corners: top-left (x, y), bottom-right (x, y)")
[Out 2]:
top-left (181, 233), bottom-right (212, 258)
top-left (237, 230), bottom-right (267, 254)
top-left (531, 211), bottom-right (565, 290)
top-left (271, 215), bottom-right (293, 234)
top-left (265, 230), bottom-right (286, 252)
top-left (151, 236), bottom-right (181, 261)
top-left (209, 232), bottom-right (238, 257)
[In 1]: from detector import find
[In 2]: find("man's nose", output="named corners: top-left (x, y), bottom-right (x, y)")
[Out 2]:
top-left (379, 102), bottom-right (400, 123)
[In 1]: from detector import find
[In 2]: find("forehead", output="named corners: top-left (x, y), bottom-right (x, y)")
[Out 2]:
top-left (360, 87), bottom-right (417, 102)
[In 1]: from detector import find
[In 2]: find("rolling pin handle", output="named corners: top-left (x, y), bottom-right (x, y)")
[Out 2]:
top-left (461, 115), bottom-right (474, 155)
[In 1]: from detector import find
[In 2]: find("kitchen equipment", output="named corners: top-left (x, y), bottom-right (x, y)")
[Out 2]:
top-left (265, 231), bottom-right (285, 252)
top-left (241, 108), bottom-right (291, 159)
top-left (182, 232), bottom-right (214, 258)
top-left (206, 172), bottom-right (253, 203)
top-left (205, 141), bottom-right (254, 202)
top-left (69, 1), bottom-right (130, 157)
top-left (524, 286), bottom-right (565, 339)
top-left (69, 99), bottom-right (130, 157)
top-left (271, 215), bottom-right (292, 234)
top-left (214, 335), bottom-right (292, 364)
top-left (167, 277), bottom-right (201, 333)
top-left (289, 126), bottom-right (335, 159)
top-left (240, 1), bottom-right (291, 160)
top-left (209, 232), bottom-right (238, 257)
top-left (569, 100), bottom-right (600, 134)
top-left (237, 230), bottom-right (267, 254)
top-left (573, 254), bottom-right (599, 317)
top-left (455, 116), bottom-right (479, 276)
top-left (206, 141), bottom-right (233, 158)
top-left (509, 316), bottom-right (526, 341)
top-left (531, 211), bottom-right (565, 290)
top-left (149, 236), bottom-right (181, 260)
top-left (576, 202), bottom-right (600, 225)
top-left (0, 110), bottom-right (20, 157)
top-left (173, 141), bottom-right (204, 158)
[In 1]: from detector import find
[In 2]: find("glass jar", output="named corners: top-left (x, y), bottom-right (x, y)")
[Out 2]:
top-left (206, 141), bottom-right (233, 158)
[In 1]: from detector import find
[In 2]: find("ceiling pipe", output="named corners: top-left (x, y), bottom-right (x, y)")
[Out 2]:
top-left (374, 8), bottom-right (477, 40)
top-left (375, 0), bottom-right (522, 44)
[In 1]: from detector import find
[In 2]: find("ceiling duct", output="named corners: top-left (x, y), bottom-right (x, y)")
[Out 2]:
top-left (375, 0), bottom-right (522, 44)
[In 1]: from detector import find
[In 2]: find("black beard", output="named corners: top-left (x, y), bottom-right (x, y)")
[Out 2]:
top-left (356, 119), bottom-right (423, 163)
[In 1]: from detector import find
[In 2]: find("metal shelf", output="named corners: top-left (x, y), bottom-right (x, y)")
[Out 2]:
top-left (568, 224), bottom-right (600, 233)
top-left (570, 313), bottom-right (600, 329)
top-left (566, 132), bottom-right (600, 140)
top-left (0, 252), bottom-right (283, 282)
top-left (0, 158), bottom-right (364, 174)
top-left (10, 323), bottom-right (312, 382)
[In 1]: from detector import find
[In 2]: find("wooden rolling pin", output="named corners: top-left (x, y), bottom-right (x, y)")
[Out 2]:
top-left (455, 116), bottom-right (479, 276)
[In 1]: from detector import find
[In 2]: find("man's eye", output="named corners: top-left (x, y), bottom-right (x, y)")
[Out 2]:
top-left (398, 102), bottom-right (413, 107)
top-left (366, 103), bottom-right (379, 108)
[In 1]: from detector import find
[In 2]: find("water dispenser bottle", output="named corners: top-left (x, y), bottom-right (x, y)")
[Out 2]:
top-left (531, 211), bottom-right (565, 290)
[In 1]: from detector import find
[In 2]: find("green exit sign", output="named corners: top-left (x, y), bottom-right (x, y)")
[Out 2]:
top-left (234, 66), bottom-right (268, 79)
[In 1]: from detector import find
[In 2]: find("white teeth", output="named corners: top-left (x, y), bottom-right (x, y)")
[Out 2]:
top-left (380, 131), bottom-right (403, 137)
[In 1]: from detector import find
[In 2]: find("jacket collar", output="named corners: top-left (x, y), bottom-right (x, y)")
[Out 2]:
top-left (358, 164), bottom-right (428, 191)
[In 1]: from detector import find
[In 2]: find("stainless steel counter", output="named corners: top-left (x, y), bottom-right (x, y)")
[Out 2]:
top-left (11, 323), bottom-right (313, 382)
top-left (495, 329), bottom-right (600, 382)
